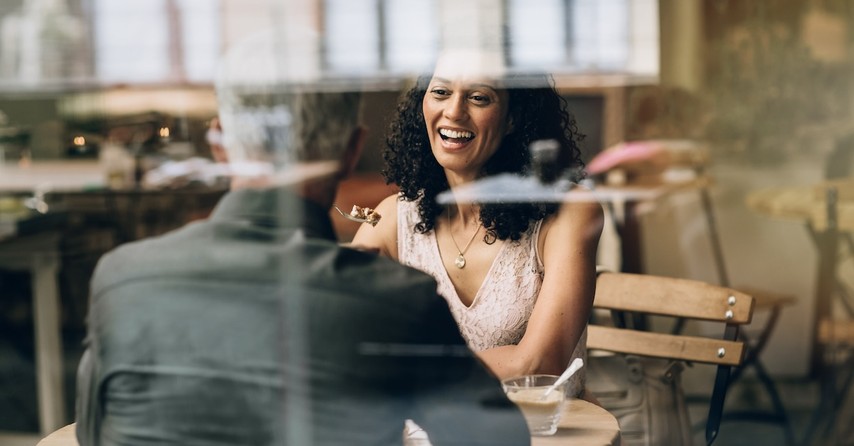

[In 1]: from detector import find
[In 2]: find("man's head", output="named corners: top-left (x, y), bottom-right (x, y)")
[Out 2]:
top-left (215, 29), bottom-right (365, 190)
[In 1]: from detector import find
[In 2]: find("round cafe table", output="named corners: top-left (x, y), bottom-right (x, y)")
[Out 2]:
top-left (39, 400), bottom-right (621, 446)
top-left (745, 179), bottom-right (854, 232)
top-left (532, 398), bottom-right (622, 446)
top-left (36, 422), bottom-right (74, 446)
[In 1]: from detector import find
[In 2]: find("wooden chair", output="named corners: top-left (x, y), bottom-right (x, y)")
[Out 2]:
top-left (588, 271), bottom-right (755, 446)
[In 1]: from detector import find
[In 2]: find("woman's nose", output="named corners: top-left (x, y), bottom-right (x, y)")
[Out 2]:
top-left (443, 95), bottom-right (467, 121)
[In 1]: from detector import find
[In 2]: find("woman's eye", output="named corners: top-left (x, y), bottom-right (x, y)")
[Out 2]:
top-left (430, 88), bottom-right (449, 96)
top-left (469, 94), bottom-right (491, 104)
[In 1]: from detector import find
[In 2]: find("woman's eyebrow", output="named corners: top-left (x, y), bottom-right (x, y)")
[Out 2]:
top-left (431, 77), bottom-right (499, 92)
top-left (470, 83), bottom-right (499, 92)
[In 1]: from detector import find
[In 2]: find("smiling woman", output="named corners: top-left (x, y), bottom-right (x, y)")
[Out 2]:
top-left (352, 49), bottom-right (603, 399)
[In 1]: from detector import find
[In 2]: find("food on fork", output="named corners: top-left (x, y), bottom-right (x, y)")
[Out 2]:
top-left (351, 205), bottom-right (382, 226)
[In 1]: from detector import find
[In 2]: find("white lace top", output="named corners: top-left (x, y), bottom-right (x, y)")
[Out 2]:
top-left (397, 199), bottom-right (586, 396)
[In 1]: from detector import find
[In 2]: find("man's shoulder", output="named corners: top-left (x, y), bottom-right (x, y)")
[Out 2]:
top-left (326, 243), bottom-right (438, 294)
top-left (289, 239), bottom-right (443, 311)
top-left (91, 220), bottom-right (213, 293)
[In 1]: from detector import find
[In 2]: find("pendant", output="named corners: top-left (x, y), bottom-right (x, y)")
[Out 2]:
top-left (454, 253), bottom-right (466, 269)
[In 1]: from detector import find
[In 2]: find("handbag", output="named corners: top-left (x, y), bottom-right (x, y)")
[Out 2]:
top-left (587, 351), bottom-right (693, 446)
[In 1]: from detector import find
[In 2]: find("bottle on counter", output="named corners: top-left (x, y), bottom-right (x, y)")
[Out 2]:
top-left (99, 143), bottom-right (134, 189)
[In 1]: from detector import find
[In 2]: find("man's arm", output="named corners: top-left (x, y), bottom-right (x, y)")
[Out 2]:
top-left (75, 346), bottom-right (98, 446)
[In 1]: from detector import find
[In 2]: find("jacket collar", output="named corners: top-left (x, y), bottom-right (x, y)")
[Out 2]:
top-left (210, 188), bottom-right (337, 241)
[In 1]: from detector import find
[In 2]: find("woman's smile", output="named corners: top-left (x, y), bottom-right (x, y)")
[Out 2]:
top-left (438, 127), bottom-right (476, 150)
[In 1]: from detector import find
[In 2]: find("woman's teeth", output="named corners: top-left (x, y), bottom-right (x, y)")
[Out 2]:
top-left (439, 129), bottom-right (474, 141)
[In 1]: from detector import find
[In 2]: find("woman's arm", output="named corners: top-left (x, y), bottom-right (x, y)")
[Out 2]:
top-left (476, 200), bottom-right (604, 378)
top-left (350, 194), bottom-right (400, 259)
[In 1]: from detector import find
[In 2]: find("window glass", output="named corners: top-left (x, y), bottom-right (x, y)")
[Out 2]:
top-left (627, 0), bottom-right (659, 75)
top-left (178, 0), bottom-right (219, 82)
top-left (507, 0), bottom-right (565, 69)
top-left (324, 0), bottom-right (380, 74)
top-left (571, 0), bottom-right (629, 71)
top-left (384, 0), bottom-right (437, 73)
top-left (94, 0), bottom-right (170, 83)
top-left (506, 0), bottom-right (656, 74)
top-left (94, 0), bottom-right (218, 84)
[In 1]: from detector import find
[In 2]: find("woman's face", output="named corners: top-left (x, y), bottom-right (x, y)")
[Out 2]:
top-left (421, 61), bottom-right (512, 182)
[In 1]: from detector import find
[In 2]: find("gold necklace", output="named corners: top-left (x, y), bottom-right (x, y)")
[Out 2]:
top-left (447, 212), bottom-right (481, 269)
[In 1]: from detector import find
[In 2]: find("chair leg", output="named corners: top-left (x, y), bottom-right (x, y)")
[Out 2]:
top-left (711, 306), bottom-right (795, 445)
top-left (834, 362), bottom-right (854, 442)
top-left (801, 349), bottom-right (854, 446)
top-left (706, 324), bottom-right (740, 446)
top-left (705, 364), bottom-right (731, 446)
top-left (821, 355), bottom-right (854, 444)
top-left (716, 340), bottom-right (795, 445)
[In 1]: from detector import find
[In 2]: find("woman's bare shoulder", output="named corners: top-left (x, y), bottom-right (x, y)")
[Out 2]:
top-left (543, 199), bottom-right (604, 237)
top-left (351, 193), bottom-right (401, 259)
top-left (538, 199), bottom-right (604, 262)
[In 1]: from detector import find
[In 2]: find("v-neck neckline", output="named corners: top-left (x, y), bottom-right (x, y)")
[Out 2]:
top-left (429, 229), bottom-right (508, 310)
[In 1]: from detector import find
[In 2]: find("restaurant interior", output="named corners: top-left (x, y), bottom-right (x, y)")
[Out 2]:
top-left (1, 0), bottom-right (853, 445)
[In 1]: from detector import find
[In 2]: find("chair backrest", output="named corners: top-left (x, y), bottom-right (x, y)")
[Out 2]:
top-left (588, 271), bottom-right (755, 446)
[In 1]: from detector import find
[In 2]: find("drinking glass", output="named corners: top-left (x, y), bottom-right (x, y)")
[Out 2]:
top-left (502, 374), bottom-right (567, 436)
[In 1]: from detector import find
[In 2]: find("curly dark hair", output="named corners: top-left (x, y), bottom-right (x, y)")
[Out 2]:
top-left (383, 72), bottom-right (585, 242)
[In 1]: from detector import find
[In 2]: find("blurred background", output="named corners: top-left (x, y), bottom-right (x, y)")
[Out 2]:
top-left (1, 0), bottom-right (852, 444)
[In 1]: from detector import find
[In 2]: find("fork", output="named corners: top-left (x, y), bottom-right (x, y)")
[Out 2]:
top-left (332, 204), bottom-right (374, 224)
